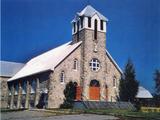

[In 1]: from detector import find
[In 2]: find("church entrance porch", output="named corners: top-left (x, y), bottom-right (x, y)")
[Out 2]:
top-left (89, 80), bottom-right (100, 100)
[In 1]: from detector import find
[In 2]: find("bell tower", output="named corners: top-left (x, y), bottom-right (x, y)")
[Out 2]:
top-left (72, 5), bottom-right (109, 101)
top-left (71, 5), bottom-right (108, 43)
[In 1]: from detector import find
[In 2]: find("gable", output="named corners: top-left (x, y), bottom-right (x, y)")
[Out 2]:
top-left (106, 50), bottom-right (123, 74)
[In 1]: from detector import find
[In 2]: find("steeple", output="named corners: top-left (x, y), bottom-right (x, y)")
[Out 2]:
top-left (71, 5), bottom-right (108, 35)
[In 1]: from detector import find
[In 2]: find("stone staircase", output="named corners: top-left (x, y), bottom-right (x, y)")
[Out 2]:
top-left (74, 101), bottom-right (135, 110)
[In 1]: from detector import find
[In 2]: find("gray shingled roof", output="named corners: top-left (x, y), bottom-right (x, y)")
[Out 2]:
top-left (0, 61), bottom-right (25, 77)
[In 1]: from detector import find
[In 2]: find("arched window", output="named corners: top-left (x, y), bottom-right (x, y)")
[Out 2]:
top-left (100, 20), bottom-right (103, 30)
top-left (80, 16), bottom-right (83, 28)
top-left (113, 77), bottom-right (116, 87)
top-left (94, 19), bottom-right (98, 40)
top-left (77, 21), bottom-right (79, 41)
top-left (73, 22), bottom-right (76, 32)
top-left (60, 71), bottom-right (65, 83)
top-left (88, 17), bottom-right (91, 27)
top-left (73, 59), bottom-right (78, 70)
top-left (89, 58), bottom-right (100, 71)
top-left (90, 80), bottom-right (100, 87)
top-left (77, 21), bottom-right (79, 31)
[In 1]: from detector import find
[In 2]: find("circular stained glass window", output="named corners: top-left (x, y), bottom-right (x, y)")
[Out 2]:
top-left (89, 58), bottom-right (100, 71)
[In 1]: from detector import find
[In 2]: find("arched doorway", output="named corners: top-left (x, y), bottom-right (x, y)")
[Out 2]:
top-left (74, 82), bottom-right (82, 101)
top-left (89, 80), bottom-right (100, 100)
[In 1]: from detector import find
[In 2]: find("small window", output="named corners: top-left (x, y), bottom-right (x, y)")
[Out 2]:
top-left (94, 19), bottom-right (98, 40)
top-left (73, 22), bottom-right (76, 32)
top-left (73, 59), bottom-right (78, 70)
top-left (100, 20), bottom-right (103, 30)
top-left (88, 17), bottom-right (91, 28)
top-left (77, 21), bottom-right (79, 31)
top-left (60, 71), bottom-right (65, 83)
top-left (77, 21), bottom-right (79, 41)
top-left (80, 16), bottom-right (83, 28)
top-left (113, 77), bottom-right (116, 87)
top-left (89, 58), bottom-right (100, 71)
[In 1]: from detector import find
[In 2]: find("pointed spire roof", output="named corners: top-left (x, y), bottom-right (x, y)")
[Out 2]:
top-left (77, 5), bottom-right (108, 21)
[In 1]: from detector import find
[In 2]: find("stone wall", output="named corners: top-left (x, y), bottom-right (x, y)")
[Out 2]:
top-left (48, 45), bottom-right (82, 108)
top-left (0, 76), bottom-right (9, 108)
top-left (105, 55), bottom-right (121, 102)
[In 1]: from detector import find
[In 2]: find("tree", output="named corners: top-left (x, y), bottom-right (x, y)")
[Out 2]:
top-left (153, 69), bottom-right (160, 106)
top-left (154, 69), bottom-right (160, 96)
top-left (119, 59), bottom-right (139, 102)
top-left (60, 81), bottom-right (76, 108)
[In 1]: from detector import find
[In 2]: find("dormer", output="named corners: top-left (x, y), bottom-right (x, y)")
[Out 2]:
top-left (71, 5), bottom-right (108, 35)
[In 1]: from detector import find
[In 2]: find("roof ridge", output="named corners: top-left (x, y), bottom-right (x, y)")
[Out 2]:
top-left (8, 41), bottom-right (82, 81)
top-left (28, 41), bottom-right (71, 64)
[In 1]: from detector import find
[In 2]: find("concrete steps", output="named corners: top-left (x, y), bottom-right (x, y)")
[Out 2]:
top-left (74, 101), bottom-right (135, 110)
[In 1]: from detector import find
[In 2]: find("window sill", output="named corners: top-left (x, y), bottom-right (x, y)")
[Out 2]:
top-left (60, 82), bottom-right (65, 85)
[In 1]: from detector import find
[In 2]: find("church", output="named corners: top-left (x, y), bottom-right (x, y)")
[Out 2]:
top-left (7, 5), bottom-right (122, 109)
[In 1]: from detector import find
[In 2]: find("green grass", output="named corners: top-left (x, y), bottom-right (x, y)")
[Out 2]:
top-left (1, 108), bottom-right (27, 112)
top-left (80, 109), bottom-right (160, 120)
top-left (41, 108), bottom-right (160, 119)
top-left (1, 108), bottom-right (160, 120)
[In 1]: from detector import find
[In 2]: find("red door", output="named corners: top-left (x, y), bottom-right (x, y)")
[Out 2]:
top-left (75, 86), bottom-right (82, 100)
top-left (89, 86), bottom-right (100, 100)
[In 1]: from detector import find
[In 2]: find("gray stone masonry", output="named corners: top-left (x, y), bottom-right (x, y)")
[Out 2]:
top-left (25, 80), bottom-right (30, 108)
top-left (0, 77), bottom-right (9, 108)
top-left (34, 78), bottom-right (40, 107)
top-left (17, 81), bottom-right (22, 108)
top-left (10, 84), bottom-right (14, 109)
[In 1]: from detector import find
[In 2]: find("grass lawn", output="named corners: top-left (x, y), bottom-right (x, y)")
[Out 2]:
top-left (1, 108), bottom-right (160, 120)
top-left (79, 109), bottom-right (160, 120)
top-left (1, 108), bottom-right (27, 112)
top-left (46, 108), bottom-right (160, 119)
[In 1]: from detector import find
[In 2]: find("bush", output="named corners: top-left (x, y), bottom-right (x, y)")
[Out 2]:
top-left (60, 81), bottom-right (76, 109)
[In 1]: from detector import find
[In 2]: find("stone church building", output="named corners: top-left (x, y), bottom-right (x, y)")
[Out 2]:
top-left (7, 5), bottom-right (122, 109)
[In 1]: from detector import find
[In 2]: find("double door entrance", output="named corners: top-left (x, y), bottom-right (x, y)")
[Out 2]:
top-left (89, 80), bottom-right (100, 100)
top-left (89, 80), bottom-right (108, 101)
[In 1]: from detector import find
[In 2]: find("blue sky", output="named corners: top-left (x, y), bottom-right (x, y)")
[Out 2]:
top-left (1, 0), bottom-right (160, 92)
